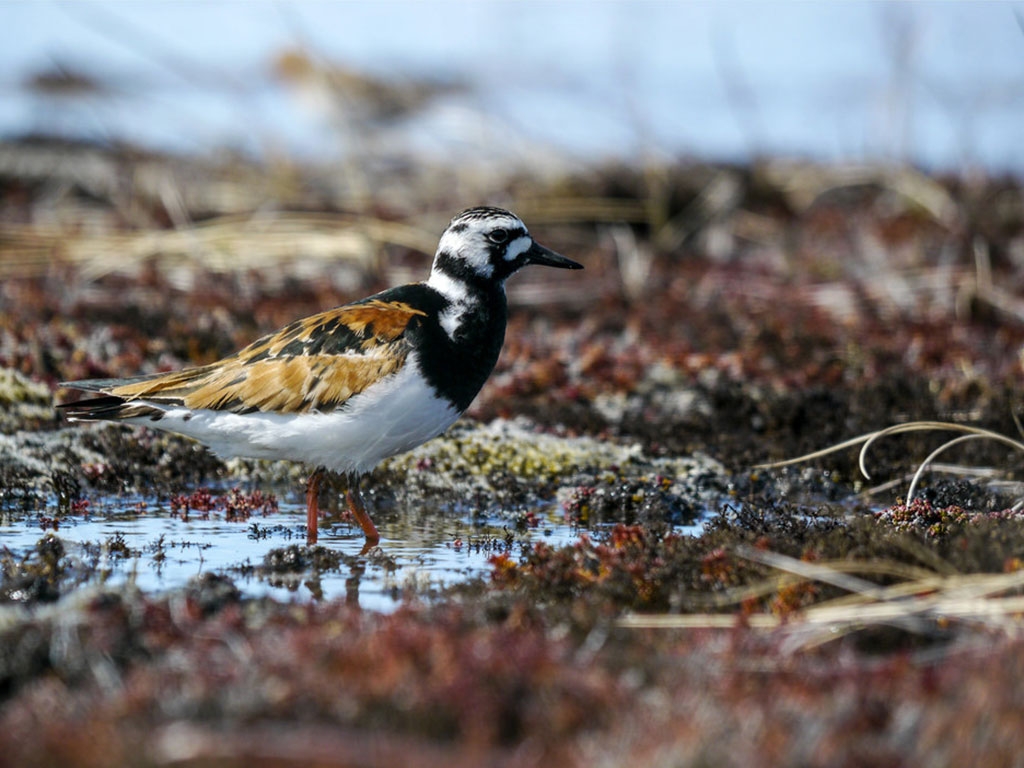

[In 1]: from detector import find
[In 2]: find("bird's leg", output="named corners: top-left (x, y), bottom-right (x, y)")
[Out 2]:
top-left (305, 466), bottom-right (326, 545)
top-left (345, 475), bottom-right (379, 551)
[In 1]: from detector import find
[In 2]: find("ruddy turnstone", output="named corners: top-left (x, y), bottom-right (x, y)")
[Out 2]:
top-left (60, 207), bottom-right (582, 547)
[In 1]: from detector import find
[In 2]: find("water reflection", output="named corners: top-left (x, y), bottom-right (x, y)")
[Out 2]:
top-left (0, 496), bottom-right (601, 611)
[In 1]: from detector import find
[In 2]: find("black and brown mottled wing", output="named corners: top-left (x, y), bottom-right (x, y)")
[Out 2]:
top-left (60, 299), bottom-right (427, 418)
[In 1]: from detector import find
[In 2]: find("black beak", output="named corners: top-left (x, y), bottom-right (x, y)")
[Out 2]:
top-left (526, 241), bottom-right (583, 270)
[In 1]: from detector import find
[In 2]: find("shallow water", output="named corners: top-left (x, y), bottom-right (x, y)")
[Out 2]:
top-left (1, 496), bottom-right (706, 611)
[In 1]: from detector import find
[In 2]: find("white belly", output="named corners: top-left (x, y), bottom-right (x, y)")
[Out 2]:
top-left (124, 354), bottom-right (461, 475)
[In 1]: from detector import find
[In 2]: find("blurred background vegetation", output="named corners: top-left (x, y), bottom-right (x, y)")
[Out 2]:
top-left (2, 1), bottom-right (1023, 285)
top-left (4, 1), bottom-right (1024, 172)
top-left (2, 1), bottom-right (1022, 415)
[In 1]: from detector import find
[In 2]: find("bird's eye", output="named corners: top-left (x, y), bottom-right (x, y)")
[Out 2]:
top-left (487, 228), bottom-right (509, 244)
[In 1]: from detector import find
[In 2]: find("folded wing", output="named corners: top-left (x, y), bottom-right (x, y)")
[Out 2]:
top-left (60, 299), bottom-right (427, 419)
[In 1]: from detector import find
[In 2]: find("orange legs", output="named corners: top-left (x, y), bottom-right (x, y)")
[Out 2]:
top-left (345, 486), bottom-right (380, 546)
top-left (305, 468), bottom-right (380, 549)
top-left (305, 467), bottom-right (325, 545)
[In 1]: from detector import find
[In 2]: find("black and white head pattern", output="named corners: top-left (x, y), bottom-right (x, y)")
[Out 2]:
top-left (426, 206), bottom-right (580, 340)
top-left (430, 207), bottom-right (536, 287)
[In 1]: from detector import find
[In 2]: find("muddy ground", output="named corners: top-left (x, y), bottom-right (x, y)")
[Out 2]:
top-left (2, 138), bottom-right (1024, 766)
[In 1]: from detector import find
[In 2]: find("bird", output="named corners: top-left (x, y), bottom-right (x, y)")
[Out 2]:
top-left (59, 207), bottom-right (583, 549)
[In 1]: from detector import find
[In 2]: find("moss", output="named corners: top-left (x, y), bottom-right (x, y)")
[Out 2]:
top-left (0, 535), bottom-right (70, 604)
top-left (0, 368), bottom-right (50, 406)
top-left (0, 368), bottom-right (55, 433)
top-left (377, 417), bottom-right (726, 511)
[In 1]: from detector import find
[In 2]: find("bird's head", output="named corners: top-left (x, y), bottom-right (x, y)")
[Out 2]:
top-left (429, 206), bottom-right (582, 289)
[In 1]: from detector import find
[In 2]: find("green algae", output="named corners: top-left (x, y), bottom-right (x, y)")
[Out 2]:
top-left (0, 368), bottom-right (50, 407)
top-left (380, 417), bottom-right (725, 492)
top-left (0, 368), bottom-right (54, 433)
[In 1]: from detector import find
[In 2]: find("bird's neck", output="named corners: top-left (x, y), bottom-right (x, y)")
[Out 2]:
top-left (427, 265), bottom-right (505, 341)
top-left (428, 252), bottom-right (502, 294)
top-left (427, 267), bottom-right (477, 305)
top-left (419, 266), bottom-right (508, 411)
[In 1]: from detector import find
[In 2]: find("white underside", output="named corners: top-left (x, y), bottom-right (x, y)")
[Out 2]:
top-left (117, 353), bottom-right (461, 475)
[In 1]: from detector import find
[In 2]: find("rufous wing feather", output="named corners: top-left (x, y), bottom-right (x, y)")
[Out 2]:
top-left (62, 299), bottom-right (427, 416)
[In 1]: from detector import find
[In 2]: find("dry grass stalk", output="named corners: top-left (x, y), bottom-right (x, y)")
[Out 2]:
top-left (619, 547), bottom-right (1024, 648)
top-left (0, 213), bottom-right (440, 280)
top-left (757, 420), bottom-right (1024, 507)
